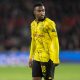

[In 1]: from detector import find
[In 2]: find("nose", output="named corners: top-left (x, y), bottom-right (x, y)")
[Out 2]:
top-left (40, 11), bottom-right (45, 15)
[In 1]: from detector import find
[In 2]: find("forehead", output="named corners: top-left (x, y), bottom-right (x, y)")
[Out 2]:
top-left (34, 6), bottom-right (45, 11)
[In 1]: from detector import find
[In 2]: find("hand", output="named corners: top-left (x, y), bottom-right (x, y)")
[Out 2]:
top-left (29, 58), bottom-right (33, 68)
top-left (54, 64), bottom-right (59, 67)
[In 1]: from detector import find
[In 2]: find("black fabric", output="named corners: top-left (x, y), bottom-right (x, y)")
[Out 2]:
top-left (32, 60), bottom-right (55, 80)
top-left (32, 60), bottom-right (43, 77)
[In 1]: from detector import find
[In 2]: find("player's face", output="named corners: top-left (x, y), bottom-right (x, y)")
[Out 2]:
top-left (34, 6), bottom-right (45, 20)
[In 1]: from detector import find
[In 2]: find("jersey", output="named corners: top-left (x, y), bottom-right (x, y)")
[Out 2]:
top-left (29, 18), bottom-right (60, 64)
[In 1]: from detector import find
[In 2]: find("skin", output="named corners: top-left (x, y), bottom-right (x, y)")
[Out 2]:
top-left (34, 5), bottom-right (45, 22)
top-left (29, 5), bottom-right (46, 80)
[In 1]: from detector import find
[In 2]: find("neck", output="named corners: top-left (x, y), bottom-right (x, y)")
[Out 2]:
top-left (35, 17), bottom-right (45, 22)
top-left (35, 18), bottom-right (39, 23)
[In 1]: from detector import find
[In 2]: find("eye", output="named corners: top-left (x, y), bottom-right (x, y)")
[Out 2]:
top-left (42, 9), bottom-right (45, 12)
top-left (37, 9), bottom-right (45, 12)
top-left (38, 10), bottom-right (41, 12)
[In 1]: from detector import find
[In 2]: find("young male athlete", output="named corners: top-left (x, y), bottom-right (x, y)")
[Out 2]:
top-left (29, 3), bottom-right (60, 80)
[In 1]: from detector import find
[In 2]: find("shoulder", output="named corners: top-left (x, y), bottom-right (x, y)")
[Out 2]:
top-left (31, 20), bottom-right (35, 27)
top-left (45, 18), bottom-right (56, 27)
top-left (46, 18), bottom-right (56, 24)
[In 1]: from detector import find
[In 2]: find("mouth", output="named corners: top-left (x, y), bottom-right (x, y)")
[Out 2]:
top-left (40, 15), bottom-right (45, 18)
top-left (41, 15), bottom-right (45, 17)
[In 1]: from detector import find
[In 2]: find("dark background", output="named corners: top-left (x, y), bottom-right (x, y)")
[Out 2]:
top-left (0, 0), bottom-right (80, 51)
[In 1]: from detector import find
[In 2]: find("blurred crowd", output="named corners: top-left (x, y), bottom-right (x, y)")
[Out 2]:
top-left (0, 0), bottom-right (80, 51)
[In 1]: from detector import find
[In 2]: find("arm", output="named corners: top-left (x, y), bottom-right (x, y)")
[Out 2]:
top-left (48, 21), bottom-right (60, 65)
top-left (29, 37), bottom-right (35, 60)
top-left (29, 25), bottom-right (35, 67)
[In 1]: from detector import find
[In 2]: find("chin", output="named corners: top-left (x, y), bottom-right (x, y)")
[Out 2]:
top-left (39, 17), bottom-right (45, 21)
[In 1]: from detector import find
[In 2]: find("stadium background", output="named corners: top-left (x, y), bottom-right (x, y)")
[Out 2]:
top-left (0, 0), bottom-right (80, 80)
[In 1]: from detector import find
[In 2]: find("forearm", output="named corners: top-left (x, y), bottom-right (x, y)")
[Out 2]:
top-left (29, 38), bottom-right (35, 59)
top-left (50, 36), bottom-right (59, 63)
top-left (49, 30), bottom-right (60, 64)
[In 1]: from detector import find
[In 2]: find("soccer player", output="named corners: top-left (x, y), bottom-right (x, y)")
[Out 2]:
top-left (29, 3), bottom-right (60, 80)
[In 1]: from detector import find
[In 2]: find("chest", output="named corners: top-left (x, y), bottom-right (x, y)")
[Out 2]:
top-left (32, 22), bottom-right (48, 34)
